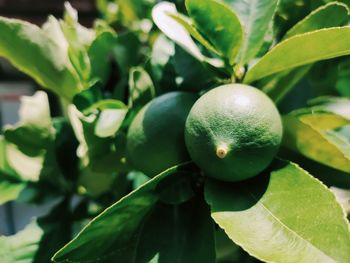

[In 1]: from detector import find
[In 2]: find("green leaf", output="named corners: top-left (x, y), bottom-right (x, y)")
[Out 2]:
top-left (224, 0), bottom-right (279, 63)
top-left (88, 30), bottom-right (117, 84)
top-left (152, 2), bottom-right (202, 61)
top-left (173, 45), bottom-right (218, 91)
top-left (260, 65), bottom-right (312, 103)
top-left (73, 97), bottom-right (128, 138)
top-left (0, 17), bottom-right (81, 100)
top-left (205, 159), bottom-right (350, 263)
top-left (3, 92), bottom-right (71, 187)
top-left (307, 96), bottom-right (350, 120)
top-left (148, 34), bottom-right (178, 93)
top-left (72, 83), bottom-right (104, 112)
top-left (60, 3), bottom-right (95, 88)
top-left (68, 105), bottom-right (113, 165)
top-left (0, 200), bottom-right (71, 263)
top-left (152, 2), bottom-right (223, 68)
top-left (186, 0), bottom-right (243, 64)
top-left (0, 137), bottom-right (25, 204)
top-left (84, 99), bottom-right (127, 113)
top-left (52, 163), bottom-right (198, 263)
top-left (95, 109), bottom-right (128, 138)
top-left (283, 110), bottom-right (350, 173)
top-left (128, 67), bottom-right (156, 110)
top-left (135, 198), bottom-right (216, 263)
top-left (245, 27), bottom-right (350, 83)
top-left (167, 13), bottom-right (220, 56)
top-left (0, 177), bottom-right (24, 205)
top-left (283, 2), bottom-right (349, 40)
top-left (17, 91), bottom-right (52, 128)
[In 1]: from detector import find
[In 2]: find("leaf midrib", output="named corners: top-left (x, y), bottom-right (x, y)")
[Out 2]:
top-left (250, 192), bottom-right (337, 263)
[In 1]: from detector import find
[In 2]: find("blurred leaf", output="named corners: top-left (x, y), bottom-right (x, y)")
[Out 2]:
top-left (115, 0), bottom-right (155, 27)
top-left (88, 30), bottom-right (117, 84)
top-left (113, 31), bottom-right (141, 74)
top-left (60, 3), bottom-right (95, 87)
top-left (68, 105), bottom-right (111, 163)
top-left (95, 109), bottom-right (128, 138)
top-left (53, 163), bottom-right (198, 262)
top-left (0, 200), bottom-right (71, 263)
top-left (3, 92), bottom-right (68, 186)
top-left (0, 17), bottom-right (82, 100)
top-left (73, 97), bottom-right (128, 138)
top-left (186, 0), bottom-right (243, 64)
top-left (129, 67), bottom-right (156, 110)
top-left (283, 2), bottom-right (349, 39)
top-left (128, 170), bottom-right (150, 189)
top-left (72, 83), bottom-right (104, 112)
top-left (68, 105), bottom-right (130, 179)
top-left (307, 96), bottom-right (350, 119)
top-left (245, 27), bottom-right (350, 83)
top-left (52, 118), bottom-right (79, 182)
top-left (0, 177), bottom-right (24, 205)
top-left (336, 59), bottom-right (350, 97)
top-left (173, 45), bottom-right (217, 91)
top-left (18, 89), bottom-right (52, 129)
top-left (85, 99), bottom-right (126, 113)
top-left (260, 65), bottom-right (312, 104)
top-left (224, 0), bottom-right (279, 63)
top-left (148, 34), bottom-right (178, 93)
top-left (283, 109), bottom-right (350, 173)
top-left (205, 159), bottom-right (350, 262)
top-left (0, 136), bottom-right (25, 204)
top-left (78, 166), bottom-right (116, 197)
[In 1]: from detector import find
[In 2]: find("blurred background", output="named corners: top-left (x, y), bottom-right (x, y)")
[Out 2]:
top-left (0, 0), bottom-right (97, 236)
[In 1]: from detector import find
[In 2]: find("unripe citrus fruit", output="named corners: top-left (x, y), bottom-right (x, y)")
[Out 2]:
top-left (126, 91), bottom-right (198, 177)
top-left (185, 84), bottom-right (283, 182)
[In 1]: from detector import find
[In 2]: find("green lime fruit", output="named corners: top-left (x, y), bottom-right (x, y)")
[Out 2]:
top-left (126, 91), bottom-right (198, 177)
top-left (185, 84), bottom-right (283, 182)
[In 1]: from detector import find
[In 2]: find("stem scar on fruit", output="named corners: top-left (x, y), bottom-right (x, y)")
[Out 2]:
top-left (216, 146), bottom-right (228, 159)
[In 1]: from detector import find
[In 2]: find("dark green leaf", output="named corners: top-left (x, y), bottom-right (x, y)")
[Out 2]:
top-left (129, 67), bottom-right (156, 110)
top-left (88, 30), bottom-right (117, 84)
top-left (53, 163), bottom-right (198, 263)
top-left (260, 65), bottom-right (312, 104)
top-left (186, 0), bottom-right (243, 64)
top-left (135, 197), bottom-right (215, 263)
top-left (224, 0), bottom-right (279, 63)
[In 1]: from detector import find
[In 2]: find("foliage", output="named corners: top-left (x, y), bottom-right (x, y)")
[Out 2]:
top-left (1, 0), bottom-right (350, 262)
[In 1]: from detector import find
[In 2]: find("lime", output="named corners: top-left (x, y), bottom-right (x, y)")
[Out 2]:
top-left (126, 91), bottom-right (198, 177)
top-left (185, 84), bottom-right (283, 182)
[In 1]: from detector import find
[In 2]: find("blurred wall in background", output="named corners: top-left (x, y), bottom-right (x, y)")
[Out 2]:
top-left (0, 0), bottom-right (97, 26)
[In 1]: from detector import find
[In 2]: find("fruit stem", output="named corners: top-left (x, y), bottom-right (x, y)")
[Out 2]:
top-left (216, 146), bottom-right (228, 159)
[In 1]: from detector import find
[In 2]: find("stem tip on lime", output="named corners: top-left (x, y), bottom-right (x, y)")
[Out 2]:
top-left (216, 146), bottom-right (228, 159)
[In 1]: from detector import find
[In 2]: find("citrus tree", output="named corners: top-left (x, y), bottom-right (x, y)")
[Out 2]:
top-left (1, 0), bottom-right (350, 262)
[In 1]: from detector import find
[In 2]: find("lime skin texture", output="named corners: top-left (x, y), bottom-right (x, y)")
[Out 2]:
top-left (126, 91), bottom-right (198, 177)
top-left (185, 84), bottom-right (283, 182)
